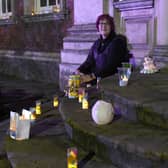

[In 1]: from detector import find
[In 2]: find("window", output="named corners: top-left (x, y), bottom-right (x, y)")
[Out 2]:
top-left (0, 0), bottom-right (12, 19)
top-left (34, 0), bottom-right (62, 14)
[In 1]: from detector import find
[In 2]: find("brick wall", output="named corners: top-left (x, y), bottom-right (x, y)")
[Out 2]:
top-left (0, 0), bottom-right (73, 52)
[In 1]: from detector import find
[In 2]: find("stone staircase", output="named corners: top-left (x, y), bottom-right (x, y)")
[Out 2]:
top-left (59, 23), bottom-right (99, 90)
top-left (59, 66), bottom-right (168, 168)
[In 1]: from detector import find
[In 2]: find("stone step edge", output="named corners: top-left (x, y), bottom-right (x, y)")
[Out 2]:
top-left (61, 49), bottom-right (89, 53)
top-left (0, 50), bottom-right (60, 62)
top-left (60, 115), bottom-right (168, 168)
top-left (63, 38), bottom-right (98, 43)
top-left (102, 91), bottom-right (168, 130)
top-left (67, 24), bottom-right (97, 32)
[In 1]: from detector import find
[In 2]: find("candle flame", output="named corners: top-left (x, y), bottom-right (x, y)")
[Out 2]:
top-left (121, 75), bottom-right (128, 81)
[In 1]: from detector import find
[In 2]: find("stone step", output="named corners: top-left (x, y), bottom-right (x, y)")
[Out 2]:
top-left (61, 49), bottom-right (89, 64)
top-left (63, 24), bottom-right (98, 50)
top-left (5, 108), bottom-right (117, 168)
top-left (100, 68), bottom-right (168, 129)
top-left (59, 97), bottom-right (168, 168)
top-left (63, 34), bottom-right (99, 42)
top-left (63, 41), bottom-right (94, 50)
top-left (67, 23), bottom-right (97, 33)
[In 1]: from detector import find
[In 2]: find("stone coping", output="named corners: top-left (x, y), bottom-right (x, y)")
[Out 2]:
top-left (0, 50), bottom-right (60, 62)
top-left (22, 11), bottom-right (68, 23)
top-left (113, 0), bottom-right (154, 11)
top-left (59, 97), bottom-right (168, 168)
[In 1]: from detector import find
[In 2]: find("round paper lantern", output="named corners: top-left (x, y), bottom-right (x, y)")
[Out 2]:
top-left (91, 100), bottom-right (114, 125)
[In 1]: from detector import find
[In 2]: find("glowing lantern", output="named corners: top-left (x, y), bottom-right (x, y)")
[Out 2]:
top-left (53, 5), bottom-right (61, 13)
top-left (78, 88), bottom-right (85, 103)
top-left (53, 95), bottom-right (59, 107)
top-left (82, 93), bottom-right (89, 109)
top-left (31, 9), bottom-right (35, 16)
top-left (36, 100), bottom-right (41, 115)
top-left (10, 111), bottom-right (31, 140)
top-left (67, 147), bottom-right (78, 168)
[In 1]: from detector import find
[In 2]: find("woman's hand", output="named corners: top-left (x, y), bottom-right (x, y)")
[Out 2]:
top-left (80, 74), bottom-right (96, 83)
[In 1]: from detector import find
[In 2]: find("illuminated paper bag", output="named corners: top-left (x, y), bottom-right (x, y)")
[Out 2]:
top-left (10, 111), bottom-right (31, 140)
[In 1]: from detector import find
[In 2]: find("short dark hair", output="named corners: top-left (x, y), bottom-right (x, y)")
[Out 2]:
top-left (96, 14), bottom-right (115, 32)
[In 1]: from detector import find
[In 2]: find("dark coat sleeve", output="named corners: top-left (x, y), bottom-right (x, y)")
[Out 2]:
top-left (77, 44), bottom-right (96, 74)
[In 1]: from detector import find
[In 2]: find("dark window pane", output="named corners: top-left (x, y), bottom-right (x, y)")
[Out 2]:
top-left (2, 0), bottom-right (6, 13)
top-left (7, 0), bottom-right (11, 12)
top-left (40, 0), bottom-right (47, 7)
top-left (49, 0), bottom-right (56, 6)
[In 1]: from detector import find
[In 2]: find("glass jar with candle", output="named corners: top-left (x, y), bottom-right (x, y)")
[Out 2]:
top-left (117, 67), bottom-right (129, 86)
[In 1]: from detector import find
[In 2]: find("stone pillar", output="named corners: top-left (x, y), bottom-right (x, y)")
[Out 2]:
top-left (74, 0), bottom-right (104, 24)
top-left (153, 0), bottom-right (168, 64)
top-left (12, 0), bottom-right (24, 19)
top-left (23, 0), bottom-right (34, 15)
top-left (74, 0), bottom-right (115, 25)
top-left (156, 0), bottom-right (168, 45)
top-left (113, 0), bottom-right (154, 65)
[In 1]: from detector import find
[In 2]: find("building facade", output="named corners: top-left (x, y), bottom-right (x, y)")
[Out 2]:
top-left (0, 0), bottom-right (73, 83)
top-left (0, 0), bottom-right (167, 87)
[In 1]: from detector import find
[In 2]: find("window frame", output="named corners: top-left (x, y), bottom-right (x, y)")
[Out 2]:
top-left (0, 0), bottom-right (12, 19)
top-left (34, 0), bottom-right (62, 15)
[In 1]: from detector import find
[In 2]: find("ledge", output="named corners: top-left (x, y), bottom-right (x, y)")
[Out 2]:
top-left (0, 18), bottom-right (15, 26)
top-left (0, 50), bottom-right (60, 62)
top-left (22, 10), bottom-right (69, 23)
top-left (113, 0), bottom-right (154, 11)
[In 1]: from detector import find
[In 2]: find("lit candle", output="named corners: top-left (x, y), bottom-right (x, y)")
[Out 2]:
top-left (53, 5), bottom-right (61, 13)
top-left (31, 10), bottom-right (35, 16)
top-left (30, 113), bottom-right (36, 120)
top-left (67, 147), bottom-right (78, 168)
top-left (122, 75), bottom-right (128, 82)
top-left (29, 107), bottom-right (36, 121)
top-left (78, 88), bottom-right (85, 103)
top-left (53, 96), bottom-right (59, 107)
top-left (36, 100), bottom-right (41, 115)
top-left (119, 75), bottom-right (128, 86)
top-left (82, 93), bottom-right (89, 109)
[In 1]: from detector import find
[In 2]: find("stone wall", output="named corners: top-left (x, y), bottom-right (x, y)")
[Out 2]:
top-left (0, 0), bottom-right (73, 85)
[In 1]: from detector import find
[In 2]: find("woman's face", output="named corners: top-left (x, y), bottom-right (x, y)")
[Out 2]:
top-left (98, 19), bottom-right (111, 39)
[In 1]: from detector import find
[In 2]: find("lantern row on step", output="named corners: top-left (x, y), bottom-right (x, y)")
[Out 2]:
top-left (66, 75), bottom-right (89, 109)
top-left (9, 95), bottom-right (59, 141)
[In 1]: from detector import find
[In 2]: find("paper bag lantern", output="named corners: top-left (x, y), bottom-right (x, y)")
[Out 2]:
top-left (10, 111), bottom-right (31, 140)
top-left (91, 100), bottom-right (114, 125)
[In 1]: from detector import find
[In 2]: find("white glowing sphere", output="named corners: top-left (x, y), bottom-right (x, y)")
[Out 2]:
top-left (91, 100), bottom-right (114, 125)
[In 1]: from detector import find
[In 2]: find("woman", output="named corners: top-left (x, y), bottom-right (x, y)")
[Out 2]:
top-left (77, 14), bottom-right (130, 84)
